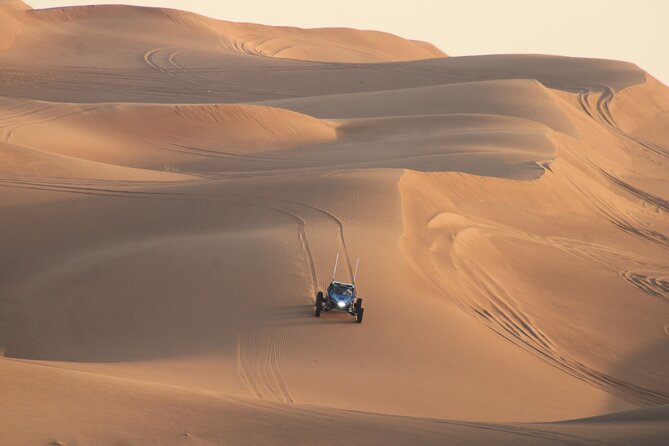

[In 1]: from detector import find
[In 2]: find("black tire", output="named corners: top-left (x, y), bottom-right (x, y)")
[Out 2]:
top-left (354, 298), bottom-right (363, 310)
top-left (355, 307), bottom-right (364, 324)
top-left (315, 291), bottom-right (323, 317)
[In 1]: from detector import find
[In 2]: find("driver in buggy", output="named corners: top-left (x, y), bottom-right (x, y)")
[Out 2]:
top-left (328, 283), bottom-right (354, 298)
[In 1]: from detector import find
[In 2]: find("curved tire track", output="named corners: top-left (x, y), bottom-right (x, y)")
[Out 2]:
top-left (144, 47), bottom-right (295, 99)
top-left (236, 329), bottom-right (294, 403)
top-left (0, 177), bottom-right (355, 405)
top-left (1, 102), bottom-right (104, 143)
top-left (620, 271), bottom-right (669, 301)
top-left (455, 255), bottom-right (669, 406)
top-left (576, 84), bottom-right (669, 161)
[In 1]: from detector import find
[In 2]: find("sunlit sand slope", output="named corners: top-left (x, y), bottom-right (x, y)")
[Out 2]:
top-left (0, 1), bottom-right (668, 445)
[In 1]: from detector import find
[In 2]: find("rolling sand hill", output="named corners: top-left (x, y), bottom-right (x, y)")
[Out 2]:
top-left (1, 1), bottom-right (668, 445)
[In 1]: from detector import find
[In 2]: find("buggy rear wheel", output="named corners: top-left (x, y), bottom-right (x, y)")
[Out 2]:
top-left (315, 291), bottom-right (324, 317)
top-left (355, 307), bottom-right (364, 323)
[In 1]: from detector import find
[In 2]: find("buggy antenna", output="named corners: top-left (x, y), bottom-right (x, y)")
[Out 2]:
top-left (332, 253), bottom-right (339, 281)
top-left (353, 257), bottom-right (360, 284)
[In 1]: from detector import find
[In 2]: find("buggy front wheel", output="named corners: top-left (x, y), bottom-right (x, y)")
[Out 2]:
top-left (355, 307), bottom-right (364, 323)
top-left (315, 291), bottom-right (324, 317)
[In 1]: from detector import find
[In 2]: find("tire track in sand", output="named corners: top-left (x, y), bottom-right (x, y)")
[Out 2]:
top-left (236, 329), bottom-right (294, 403)
top-left (0, 177), bottom-right (345, 403)
top-left (619, 271), bottom-right (669, 301)
top-left (143, 47), bottom-right (176, 77)
top-left (144, 47), bottom-right (295, 99)
top-left (0, 178), bottom-right (313, 403)
top-left (0, 177), bottom-right (350, 284)
top-left (577, 84), bottom-right (669, 161)
top-left (1, 101), bottom-right (104, 143)
top-left (452, 244), bottom-right (669, 406)
top-left (233, 194), bottom-right (354, 403)
top-left (167, 51), bottom-right (296, 98)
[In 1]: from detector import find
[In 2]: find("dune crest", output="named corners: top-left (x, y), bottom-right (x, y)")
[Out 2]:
top-left (1, 3), bottom-right (448, 64)
top-left (0, 0), bottom-right (29, 50)
top-left (0, 2), bottom-right (668, 445)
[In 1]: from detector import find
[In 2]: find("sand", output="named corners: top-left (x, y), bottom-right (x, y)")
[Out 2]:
top-left (0, 1), bottom-right (668, 445)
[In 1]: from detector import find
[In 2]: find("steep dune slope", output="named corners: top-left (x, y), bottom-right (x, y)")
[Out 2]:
top-left (609, 74), bottom-right (669, 151)
top-left (3, 169), bottom-right (639, 423)
top-left (0, 92), bottom-right (555, 179)
top-left (0, 140), bottom-right (193, 181)
top-left (0, 99), bottom-right (337, 176)
top-left (400, 75), bottom-right (669, 408)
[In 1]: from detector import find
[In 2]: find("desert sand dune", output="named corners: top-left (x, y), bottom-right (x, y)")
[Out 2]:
top-left (0, 140), bottom-right (193, 181)
top-left (0, 98), bottom-right (339, 174)
top-left (1, 1), bottom-right (444, 66)
top-left (0, 1), bottom-right (668, 445)
top-left (3, 357), bottom-right (669, 446)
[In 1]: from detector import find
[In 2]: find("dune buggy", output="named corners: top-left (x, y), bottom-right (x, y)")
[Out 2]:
top-left (315, 255), bottom-right (364, 323)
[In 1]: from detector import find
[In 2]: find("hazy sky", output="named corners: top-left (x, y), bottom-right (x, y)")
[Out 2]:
top-left (27, 0), bottom-right (668, 85)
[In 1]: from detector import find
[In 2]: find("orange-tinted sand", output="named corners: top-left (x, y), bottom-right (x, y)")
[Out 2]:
top-left (1, 1), bottom-right (668, 444)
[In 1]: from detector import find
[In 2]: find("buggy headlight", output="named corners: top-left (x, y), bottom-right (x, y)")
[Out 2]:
top-left (337, 300), bottom-right (346, 308)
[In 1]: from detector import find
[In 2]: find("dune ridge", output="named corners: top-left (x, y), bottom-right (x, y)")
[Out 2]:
top-left (0, 2), bottom-right (668, 445)
top-left (0, 0), bottom-right (29, 50)
top-left (1, 1), bottom-right (446, 64)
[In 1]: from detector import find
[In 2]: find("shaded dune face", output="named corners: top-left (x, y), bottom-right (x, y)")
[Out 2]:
top-left (1, 2), bottom-right (668, 445)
